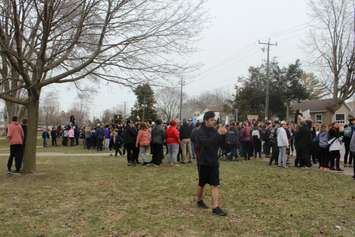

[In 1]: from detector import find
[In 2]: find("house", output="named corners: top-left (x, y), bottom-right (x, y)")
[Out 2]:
top-left (291, 99), bottom-right (353, 125)
top-left (347, 101), bottom-right (355, 113)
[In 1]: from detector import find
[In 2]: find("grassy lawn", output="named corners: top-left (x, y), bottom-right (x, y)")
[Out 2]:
top-left (36, 145), bottom-right (102, 154)
top-left (1, 156), bottom-right (355, 237)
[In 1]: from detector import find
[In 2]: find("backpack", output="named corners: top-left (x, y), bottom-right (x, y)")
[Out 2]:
top-left (318, 132), bottom-right (328, 148)
top-left (252, 129), bottom-right (260, 138)
top-left (226, 129), bottom-right (237, 145)
top-left (115, 133), bottom-right (123, 146)
top-left (344, 126), bottom-right (352, 138)
top-left (151, 126), bottom-right (163, 144)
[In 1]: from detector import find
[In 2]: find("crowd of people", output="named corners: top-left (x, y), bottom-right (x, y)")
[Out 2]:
top-left (76, 119), bottom-right (196, 167)
top-left (7, 112), bottom-right (355, 182)
top-left (33, 113), bottom-right (355, 181)
top-left (42, 125), bottom-right (81, 148)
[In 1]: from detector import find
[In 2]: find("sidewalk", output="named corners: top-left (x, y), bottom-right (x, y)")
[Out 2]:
top-left (0, 152), bottom-right (112, 157)
top-left (258, 156), bottom-right (354, 177)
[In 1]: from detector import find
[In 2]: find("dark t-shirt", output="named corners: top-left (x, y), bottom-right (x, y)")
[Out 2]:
top-left (196, 125), bottom-right (225, 167)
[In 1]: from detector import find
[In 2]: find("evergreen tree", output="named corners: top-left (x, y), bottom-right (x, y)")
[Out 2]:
top-left (234, 60), bottom-right (314, 120)
top-left (130, 83), bottom-right (158, 122)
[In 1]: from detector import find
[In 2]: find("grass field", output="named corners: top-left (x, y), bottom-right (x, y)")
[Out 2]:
top-left (1, 155), bottom-right (355, 237)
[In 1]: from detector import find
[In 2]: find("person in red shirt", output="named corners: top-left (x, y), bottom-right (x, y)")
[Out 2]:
top-left (7, 116), bottom-right (24, 174)
top-left (166, 120), bottom-right (180, 166)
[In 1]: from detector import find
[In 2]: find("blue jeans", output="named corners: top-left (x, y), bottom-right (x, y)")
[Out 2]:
top-left (167, 144), bottom-right (179, 164)
top-left (227, 144), bottom-right (238, 160)
top-left (43, 138), bottom-right (48, 147)
top-left (139, 146), bottom-right (149, 163)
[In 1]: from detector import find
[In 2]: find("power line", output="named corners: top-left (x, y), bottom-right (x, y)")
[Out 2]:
top-left (188, 25), bottom-right (312, 87)
top-left (188, 47), bottom-right (260, 86)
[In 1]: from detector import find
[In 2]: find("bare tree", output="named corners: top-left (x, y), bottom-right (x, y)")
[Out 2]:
top-left (66, 103), bottom-right (90, 126)
top-left (156, 87), bottom-right (183, 122)
top-left (300, 72), bottom-right (328, 99)
top-left (0, 2), bottom-right (26, 123)
top-left (182, 89), bottom-right (233, 119)
top-left (0, 0), bottom-right (205, 172)
top-left (308, 0), bottom-right (355, 103)
top-left (0, 56), bottom-right (27, 123)
top-left (100, 106), bottom-right (123, 124)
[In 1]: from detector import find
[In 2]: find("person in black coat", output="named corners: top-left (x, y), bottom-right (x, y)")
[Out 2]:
top-left (150, 119), bottom-right (165, 166)
top-left (195, 111), bottom-right (228, 217)
top-left (51, 127), bottom-right (57, 146)
top-left (74, 126), bottom-right (80, 146)
top-left (123, 120), bottom-right (138, 166)
top-left (294, 120), bottom-right (313, 167)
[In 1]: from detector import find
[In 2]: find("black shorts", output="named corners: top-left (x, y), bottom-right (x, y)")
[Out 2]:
top-left (198, 165), bottom-right (220, 187)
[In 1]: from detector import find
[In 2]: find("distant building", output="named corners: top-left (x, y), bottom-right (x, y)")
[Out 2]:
top-left (291, 99), bottom-right (353, 125)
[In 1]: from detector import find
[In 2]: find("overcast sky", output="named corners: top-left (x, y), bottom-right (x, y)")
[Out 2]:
top-left (43, 0), bottom-right (311, 118)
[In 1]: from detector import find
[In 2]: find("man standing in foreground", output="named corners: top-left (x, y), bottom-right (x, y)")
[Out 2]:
top-left (7, 116), bottom-right (24, 174)
top-left (195, 111), bottom-right (228, 216)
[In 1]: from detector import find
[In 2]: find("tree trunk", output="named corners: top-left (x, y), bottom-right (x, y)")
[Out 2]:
top-left (333, 77), bottom-right (339, 100)
top-left (23, 98), bottom-right (39, 173)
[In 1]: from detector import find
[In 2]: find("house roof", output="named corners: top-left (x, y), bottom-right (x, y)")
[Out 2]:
top-left (347, 101), bottom-right (355, 111)
top-left (347, 101), bottom-right (355, 118)
top-left (291, 99), bottom-right (342, 113)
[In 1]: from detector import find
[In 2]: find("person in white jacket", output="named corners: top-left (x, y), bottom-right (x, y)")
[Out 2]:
top-left (277, 121), bottom-right (289, 168)
top-left (328, 124), bottom-right (343, 171)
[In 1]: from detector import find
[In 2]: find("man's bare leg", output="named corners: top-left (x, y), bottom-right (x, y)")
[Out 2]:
top-left (211, 186), bottom-right (227, 216)
top-left (196, 185), bottom-right (209, 209)
top-left (211, 186), bottom-right (220, 209)
top-left (196, 185), bottom-right (204, 201)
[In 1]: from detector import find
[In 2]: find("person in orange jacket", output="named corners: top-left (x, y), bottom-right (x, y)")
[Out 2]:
top-left (136, 122), bottom-right (151, 166)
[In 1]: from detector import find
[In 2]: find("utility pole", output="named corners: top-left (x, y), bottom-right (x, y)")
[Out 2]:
top-left (142, 95), bottom-right (146, 122)
top-left (179, 77), bottom-right (184, 122)
top-left (123, 101), bottom-right (127, 119)
top-left (258, 39), bottom-right (277, 121)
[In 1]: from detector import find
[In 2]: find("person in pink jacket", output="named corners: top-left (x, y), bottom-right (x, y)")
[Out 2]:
top-left (7, 116), bottom-right (24, 174)
top-left (68, 126), bottom-right (75, 146)
top-left (136, 122), bottom-right (151, 166)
